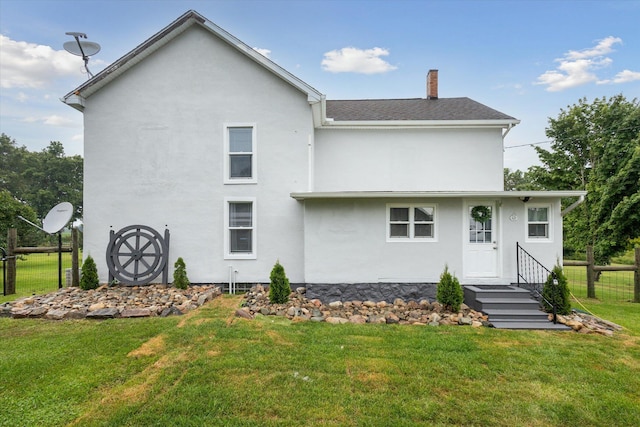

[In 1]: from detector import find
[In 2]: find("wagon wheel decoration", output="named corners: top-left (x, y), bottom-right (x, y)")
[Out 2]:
top-left (106, 225), bottom-right (170, 285)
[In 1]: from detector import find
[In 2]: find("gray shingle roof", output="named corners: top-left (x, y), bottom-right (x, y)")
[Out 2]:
top-left (325, 98), bottom-right (517, 121)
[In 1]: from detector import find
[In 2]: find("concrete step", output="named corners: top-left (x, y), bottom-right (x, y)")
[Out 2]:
top-left (483, 309), bottom-right (550, 321)
top-left (465, 285), bottom-right (532, 300)
top-left (489, 320), bottom-right (571, 330)
top-left (475, 298), bottom-right (540, 311)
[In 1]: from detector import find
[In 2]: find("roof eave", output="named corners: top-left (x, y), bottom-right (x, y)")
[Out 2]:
top-left (290, 190), bottom-right (586, 201)
top-left (318, 119), bottom-right (521, 129)
top-left (62, 10), bottom-right (323, 108)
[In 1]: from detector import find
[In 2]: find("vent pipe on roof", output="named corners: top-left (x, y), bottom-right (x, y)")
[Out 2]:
top-left (427, 69), bottom-right (438, 99)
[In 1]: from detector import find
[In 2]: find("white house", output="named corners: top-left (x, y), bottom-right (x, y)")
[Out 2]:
top-left (63, 10), bottom-right (584, 300)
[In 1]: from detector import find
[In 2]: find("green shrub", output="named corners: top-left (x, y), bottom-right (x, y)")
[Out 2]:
top-left (541, 264), bottom-right (571, 315)
top-left (436, 265), bottom-right (464, 312)
top-left (269, 260), bottom-right (290, 304)
top-left (80, 255), bottom-right (99, 290)
top-left (173, 257), bottom-right (189, 290)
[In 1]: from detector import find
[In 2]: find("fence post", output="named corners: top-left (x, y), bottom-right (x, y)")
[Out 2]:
top-left (72, 228), bottom-right (80, 287)
top-left (586, 245), bottom-right (596, 298)
top-left (634, 247), bottom-right (640, 304)
top-left (6, 228), bottom-right (17, 295)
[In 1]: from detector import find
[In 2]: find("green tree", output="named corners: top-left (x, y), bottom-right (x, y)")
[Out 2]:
top-left (0, 133), bottom-right (30, 197)
top-left (0, 136), bottom-right (83, 225)
top-left (173, 257), bottom-right (190, 289)
top-left (0, 190), bottom-right (41, 248)
top-left (21, 141), bottom-right (83, 221)
top-left (80, 255), bottom-right (99, 290)
top-left (541, 265), bottom-right (571, 315)
top-left (504, 168), bottom-right (539, 191)
top-left (269, 260), bottom-right (291, 304)
top-left (528, 95), bottom-right (640, 263)
top-left (436, 265), bottom-right (464, 312)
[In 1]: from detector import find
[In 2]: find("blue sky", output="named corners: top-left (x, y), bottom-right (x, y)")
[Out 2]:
top-left (1, 0), bottom-right (639, 170)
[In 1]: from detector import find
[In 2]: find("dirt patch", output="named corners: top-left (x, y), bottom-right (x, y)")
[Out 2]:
top-left (128, 335), bottom-right (166, 358)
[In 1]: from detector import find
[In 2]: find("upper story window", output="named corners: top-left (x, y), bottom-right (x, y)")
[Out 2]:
top-left (527, 205), bottom-right (551, 241)
top-left (225, 125), bottom-right (256, 184)
top-left (387, 204), bottom-right (436, 242)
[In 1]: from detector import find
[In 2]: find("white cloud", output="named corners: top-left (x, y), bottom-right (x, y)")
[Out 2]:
top-left (565, 36), bottom-right (621, 60)
top-left (598, 69), bottom-right (640, 85)
top-left (43, 115), bottom-right (75, 126)
top-left (20, 114), bottom-right (77, 127)
top-left (321, 47), bottom-right (397, 74)
top-left (535, 36), bottom-right (638, 92)
top-left (253, 47), bottom-right (271, 58)
top-left (0, 35), bottom-right (84, 89)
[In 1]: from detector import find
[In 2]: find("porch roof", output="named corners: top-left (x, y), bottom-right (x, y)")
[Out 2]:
top-left (290, 190), bottom-right (587, 201)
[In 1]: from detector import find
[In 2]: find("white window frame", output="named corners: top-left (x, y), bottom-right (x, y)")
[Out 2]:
top-left (386, 204), bottom-right (437, 242)
top-left (525, 204), bottom-right (552, 242)
top-left (224, 124), bottom-right (257, 184)
top-left (224, 197), bottom-right (257, 259)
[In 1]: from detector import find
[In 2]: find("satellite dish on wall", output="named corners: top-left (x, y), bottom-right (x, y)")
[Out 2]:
top-left (64, 32), bottom-right (101, 78)
top-left (42, 202), bottom-right (74, 234)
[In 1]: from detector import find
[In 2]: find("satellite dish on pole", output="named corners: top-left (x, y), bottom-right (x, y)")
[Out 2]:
top-left (64, 32), bottom-right (101, 78)
top-left (42, 202), bottom-right (74, 234)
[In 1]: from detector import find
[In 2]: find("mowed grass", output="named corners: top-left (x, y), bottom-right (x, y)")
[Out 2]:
top-left (1, 295), bottom-right (639, 426)
top-left (1, 252), bottom-right (76, 302)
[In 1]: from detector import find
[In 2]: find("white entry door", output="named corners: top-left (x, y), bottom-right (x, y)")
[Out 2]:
top-left (464, 203), bottom-right (498, 278)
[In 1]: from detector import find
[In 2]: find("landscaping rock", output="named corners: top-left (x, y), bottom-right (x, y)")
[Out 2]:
top-left (3, 284), bottom-right (221, 320)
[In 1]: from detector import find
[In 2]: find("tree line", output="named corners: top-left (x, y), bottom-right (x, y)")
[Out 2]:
top-left (1, 133), bottom-right (83, 248)
top-left (504, 95), bottom-right (640, 264)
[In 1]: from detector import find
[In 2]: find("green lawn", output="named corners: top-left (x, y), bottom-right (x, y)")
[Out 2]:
top-left (1, 296), bottom-right (639, 427)
top-left (1, 252), bottom-right (76, 302)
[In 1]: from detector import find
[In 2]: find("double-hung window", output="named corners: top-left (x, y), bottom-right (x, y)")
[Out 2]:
top-left (225, 125), bottom-right (256, 183)
top-left (527, 205), bottom-right (550, 241)
top-left (225, 198), bottom-right (256, 259)
top-left (387, 204), bottom-right (436, 241)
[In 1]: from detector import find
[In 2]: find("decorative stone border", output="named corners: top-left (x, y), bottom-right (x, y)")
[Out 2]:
top-left (0, 284), bottom-right (221, 320)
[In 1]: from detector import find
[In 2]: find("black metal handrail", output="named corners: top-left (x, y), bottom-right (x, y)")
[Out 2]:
top-left (516, 242), bottom-right (558, 323)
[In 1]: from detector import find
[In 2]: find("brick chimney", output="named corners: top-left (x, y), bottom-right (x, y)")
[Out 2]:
top-left (427, 69), bottom-right (438, 99)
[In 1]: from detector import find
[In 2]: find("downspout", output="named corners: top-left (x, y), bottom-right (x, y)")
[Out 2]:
top-left (502, 122), bottom-right (516, 140)
top-left (308, 133), bottom-right (314, 192)
top-left (561, 195), bottom-right (586, 217)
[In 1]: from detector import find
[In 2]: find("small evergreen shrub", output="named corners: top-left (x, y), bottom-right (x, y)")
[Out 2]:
top-left (269, 260), bottom-right (291, 304)
top-left (436, 265), bottom-right (464, 312)
top-left (173, 257), bottom-right (190, 290)
top-left (541, 264), bottom-right (571, 315)
top-left (80, 255), bottom-right (99, 290)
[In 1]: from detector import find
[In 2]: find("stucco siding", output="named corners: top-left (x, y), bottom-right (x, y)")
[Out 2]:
top-left (302, 199), bottom-right (465, 283)
top-left (313, 127), bottom-right (504, 192)
top-left (82, 25), bottom-right (312, 283)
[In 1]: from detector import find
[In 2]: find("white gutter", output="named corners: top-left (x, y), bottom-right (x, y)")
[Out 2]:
top-left (561, 194), bottom-right (586, 217)
top-left (502, 122), bottom-right (516, 139)
top-left (318, 119), bottom-right (521, 129)
top-left (291, 190), bottom-right (587, 201)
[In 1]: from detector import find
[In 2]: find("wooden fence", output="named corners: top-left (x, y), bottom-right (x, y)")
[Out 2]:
top-left (564, 246), bottom-right (640, 303)
top-left (3, 227), bottom-right (80, 295)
